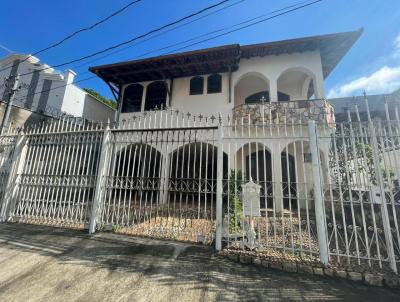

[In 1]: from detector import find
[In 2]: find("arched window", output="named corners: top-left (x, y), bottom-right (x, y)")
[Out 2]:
top-left (145, 81), bottom-right (167, 110)
top-left (207, 74), bottom-right (222, 94)
top-left (122, 84), bottom-right (143, 113)
top-left (189, 76), bottom-right (204, 95)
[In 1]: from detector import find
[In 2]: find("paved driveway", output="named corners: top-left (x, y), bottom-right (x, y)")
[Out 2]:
top-left (0, 223), bottom-right (399, 301)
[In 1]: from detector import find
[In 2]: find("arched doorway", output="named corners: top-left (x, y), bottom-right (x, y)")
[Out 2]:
top-left (113, 143), bottom-right (163, 203)
top-left (277, 67), bottom-right (316, 101)
top-left (145, 81), bottom-right (167, 110)
top-left (169, 142), bottom-right (228, 218)
top-left (236, 142), bottom-right (273, 210)
top-left (122, 84), bottom-right (143, 113)
top-left (234, 73), bottom-right (270, 107)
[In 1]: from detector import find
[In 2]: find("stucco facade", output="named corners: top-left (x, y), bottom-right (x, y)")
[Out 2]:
top-left (119, 50), bottom-right (324, 121)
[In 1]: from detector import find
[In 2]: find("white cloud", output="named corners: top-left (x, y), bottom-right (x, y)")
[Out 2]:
top-left (328, 33), bottom-right (400, 98)
top-left (327, 65), bottom-right (400, 98)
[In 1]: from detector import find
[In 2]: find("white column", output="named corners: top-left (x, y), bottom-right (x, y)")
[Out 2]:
top-left (141, 83), bottom-right (148, 112)
top-left (269, 77), bottom-right (278, 102)
top-left (0, 133), bottom-right (27, 222)
top-left (89, 125), bottom-right (112, 234)
top-left (314, 70), bottom-right (325, 99)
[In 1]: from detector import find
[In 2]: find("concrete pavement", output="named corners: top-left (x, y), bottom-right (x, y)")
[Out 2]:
top-left (0, 223), bottom-right (399, 301)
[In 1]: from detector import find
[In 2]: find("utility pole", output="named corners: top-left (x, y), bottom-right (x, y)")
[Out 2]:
top-left (1, 74), bottom-right (20, 134)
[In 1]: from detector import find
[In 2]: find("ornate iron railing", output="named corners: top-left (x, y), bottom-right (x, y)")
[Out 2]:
top-left (232, 99), bottom-right (335, 125)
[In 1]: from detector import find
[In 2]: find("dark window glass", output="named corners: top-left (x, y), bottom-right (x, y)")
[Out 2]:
top-left (122, 84), bottom-right (143, 113)
top-left (207, 74), bottom-right (222, 94)
top-left (145, 81), bottom-right (167, 110)
top-left (189, 76), bottom-right (204, 95)
top-left (245, 91), bottom-right (270, 104)
top-left (278, 91), bottom-right (290, 102)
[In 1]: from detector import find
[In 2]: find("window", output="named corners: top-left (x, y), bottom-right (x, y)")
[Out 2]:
top-left (189, 76), bottom-right (204, 95)
top-left (207, 74), bottom-right (222, 94)
top-left (145, 81), bottom-right (167, 110)
top-left (122, 84), bottom-right (143, 113)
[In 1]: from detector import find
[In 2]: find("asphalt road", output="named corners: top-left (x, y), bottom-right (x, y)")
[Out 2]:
top-left (0, 223), bottom-right (399, 302)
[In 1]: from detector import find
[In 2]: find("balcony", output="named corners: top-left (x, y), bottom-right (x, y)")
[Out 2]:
top-left (232, 99), bottom-right (335, 125)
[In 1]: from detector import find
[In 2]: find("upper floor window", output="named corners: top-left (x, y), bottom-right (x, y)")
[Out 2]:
top-left (122, 84), bottom-right (143, 113)
top-left (189, 76), bottom-right (204, 95)
top-left (145, 81), bottom-right (167, 110)
top-left (207, 74), bottom-right (222, 94)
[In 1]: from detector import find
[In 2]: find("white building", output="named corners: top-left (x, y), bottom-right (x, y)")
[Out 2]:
top-left (88, 30), bottom-right (363, 212)
top-left (0, 54), bottom-right (115, 124)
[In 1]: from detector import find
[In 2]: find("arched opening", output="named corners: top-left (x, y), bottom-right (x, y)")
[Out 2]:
top-left (169, 142), bottom-right (228, 216)
top-left (281, 150), bottom-right (297, 210)
top-left (189, 76), bottom-right (204, 95)
top-left (145, 81), bottom-right (167, 110)
top-left (281, 140), bottom-right (327, 210)
top-left (234, 73), bottom-right (270, 107)
top-left (122, 84), bottom-right (143, 113)
top-left (235, 142), bottom-right (273, 210)
top-left (277, 68), bottom-right (316, 101)
top-left (112, 143), bottom-right (163, 204)
top-left (207, 74), bottom-right (222, 94)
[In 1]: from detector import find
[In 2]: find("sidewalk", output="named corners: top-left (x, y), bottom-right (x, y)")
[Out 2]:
top-left (0, 223), bottom-right (399, 301)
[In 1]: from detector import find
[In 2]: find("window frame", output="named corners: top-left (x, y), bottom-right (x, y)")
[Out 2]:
top-left (207, 74), bottom-right (222, 94)
top-left (189, 76), bottom-right (204, 95)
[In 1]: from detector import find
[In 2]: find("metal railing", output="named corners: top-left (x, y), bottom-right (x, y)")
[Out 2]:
top-left (0, 97), bottom-right (398, 275)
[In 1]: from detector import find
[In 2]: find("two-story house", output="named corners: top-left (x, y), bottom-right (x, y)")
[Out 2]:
top-left (89, 29), bottom-right (362, 213)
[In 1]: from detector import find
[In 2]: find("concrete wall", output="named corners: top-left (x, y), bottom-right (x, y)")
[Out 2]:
top-left (83, 94), bottom-right (116, 122)
top-left (0, 54), bottom-right (115, 122)
top-left (0, 102), bottom-right (49, 129)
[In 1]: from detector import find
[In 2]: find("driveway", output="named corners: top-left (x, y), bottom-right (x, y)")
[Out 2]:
top-left (0, 223), bottom-right (399, 301)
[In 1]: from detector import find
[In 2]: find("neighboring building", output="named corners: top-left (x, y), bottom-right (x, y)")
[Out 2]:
top-left (89, 30), bottom-right (362, 211)
top-left (329, 88), bottom-right (400, 122)
top-left (0, 54), bottom-right (115, 124)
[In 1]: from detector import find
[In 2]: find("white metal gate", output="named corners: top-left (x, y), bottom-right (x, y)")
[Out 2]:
top-left (93, 125), bottom-right (221, 244)
top-left (7, 120), bottom-right (103, 227)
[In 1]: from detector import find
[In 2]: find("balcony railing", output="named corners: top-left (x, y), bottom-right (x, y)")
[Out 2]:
top-left (232, 99), bottom-right (335, 125)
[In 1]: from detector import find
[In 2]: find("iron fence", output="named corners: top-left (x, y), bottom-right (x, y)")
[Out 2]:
top-left (0, 100), bottom-right (398, 274)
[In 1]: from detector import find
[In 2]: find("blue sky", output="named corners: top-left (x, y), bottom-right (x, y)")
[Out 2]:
top-left (0, 0), bottom-right (399, 100)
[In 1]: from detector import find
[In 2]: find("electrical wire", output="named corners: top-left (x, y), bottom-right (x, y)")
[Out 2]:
top-left (12, 0), bottom-right (323, 104)
top-left (0, 0), bottom-right (143, 73)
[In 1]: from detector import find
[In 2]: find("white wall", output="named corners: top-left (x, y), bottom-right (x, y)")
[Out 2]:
top-left (119, 50), bottom-right (325, 122)
top-left (0, 54), bottom-right (115, 122)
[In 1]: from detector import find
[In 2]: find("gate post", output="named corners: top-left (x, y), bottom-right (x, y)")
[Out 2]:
top-left (307, 120), bottom-right (329, 265)
top-left (89, 124), bottom-right (112, 234)
top-left (364, 94), bottom-right (397, 273)
top-left (0, 132), bottom-right (27, 222)
top-left (215, 124), bottom-right (224, 251)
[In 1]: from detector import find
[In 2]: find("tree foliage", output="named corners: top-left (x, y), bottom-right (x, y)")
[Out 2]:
top-left (83, 88), bottom-right (117, 109)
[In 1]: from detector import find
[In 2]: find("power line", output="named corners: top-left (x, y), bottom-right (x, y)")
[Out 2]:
top-left (65, 0), bottom-right (313, 77)
top-left (73, 0), bottom-right (317, 76)
top-left (13, 0), bottom-right (323, 104)
top-left (17, 0), bottom-right (232, 77)
top-left (0, 0), bottom-right (143, 73)
top-left (69, 0), bottom-right (247, 72)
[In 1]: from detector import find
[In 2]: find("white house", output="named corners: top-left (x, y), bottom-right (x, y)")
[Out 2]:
top-left (87, 30), bottom-right (363, 213)
top-left (0, 54), bottom-right (115, 124)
